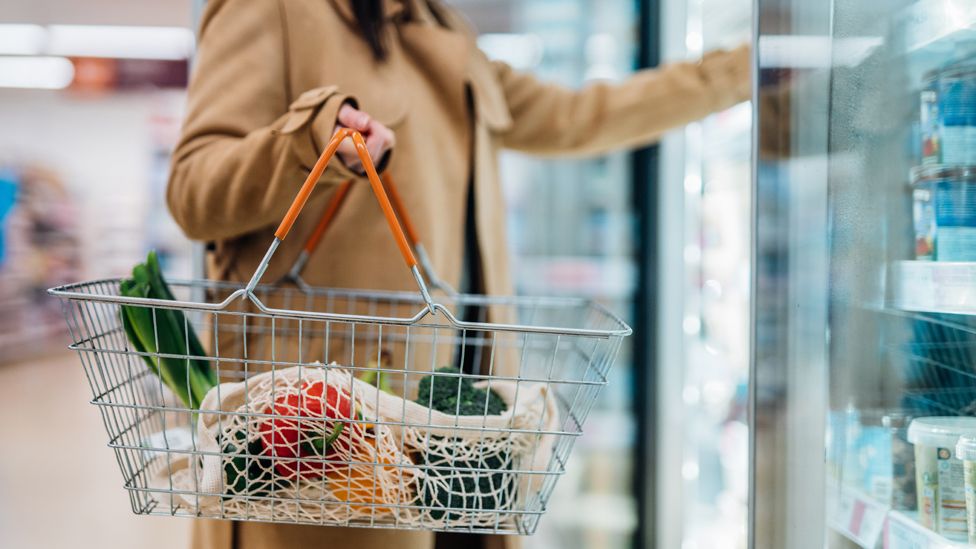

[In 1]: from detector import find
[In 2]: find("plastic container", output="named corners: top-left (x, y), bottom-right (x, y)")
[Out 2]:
top-left (921, 71), bottom-right (941, 165)
top-left (908, 417), bottom-right (976, 541)
top-left (911, 166), bottom-right (976, 261)
top-left (885, 412), bottom-right (917, 511)
top-left (938, 66), bottom-right (976, 166)
top-left (921, 66), bottom-right (976, 165)
top-left (859, 409), bottom-right (893, 501)
top-left (913, 185), bottom-right (936, 259)
top-left (955, 435), bottom-right (976, 544)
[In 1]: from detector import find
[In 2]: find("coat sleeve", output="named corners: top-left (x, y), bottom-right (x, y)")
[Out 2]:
top-left (167, 0), bottom-right (358, 242)
top-left (493, 45), bottom-right (751, 156)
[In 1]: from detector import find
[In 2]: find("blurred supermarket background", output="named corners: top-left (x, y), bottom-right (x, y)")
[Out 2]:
top-left (0, 1), bottom-right (750, 548)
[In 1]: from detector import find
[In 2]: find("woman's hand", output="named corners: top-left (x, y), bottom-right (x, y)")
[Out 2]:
top-left (334, 103), bottom-right (395, 173)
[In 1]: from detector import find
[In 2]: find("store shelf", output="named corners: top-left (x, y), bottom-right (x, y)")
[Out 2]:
top-left (897, 0), bottom-right (976, 56)
top-left (889, 261), bottom-right (976, 316)
top-left (827, 482), bottom-right (889, 548)
top-left (827, 482), bottom-right (971, 549)
top-left (888, 511), bottom-right (971, 549)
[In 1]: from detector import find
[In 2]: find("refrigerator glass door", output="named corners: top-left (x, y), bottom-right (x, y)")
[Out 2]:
top-left (457, 1), bottom-right (640, 547)
top-left (656, 0), bottom-right (752, 547)
top-left (754, 0), bottom-right (976, 547)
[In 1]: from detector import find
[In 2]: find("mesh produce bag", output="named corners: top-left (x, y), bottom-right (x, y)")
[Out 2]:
top-left (150, 363), bottom-right (559, 528)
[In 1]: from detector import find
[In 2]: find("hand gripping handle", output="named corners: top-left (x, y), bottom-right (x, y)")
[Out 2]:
top-left (245, 128), bottom-right (435, 313)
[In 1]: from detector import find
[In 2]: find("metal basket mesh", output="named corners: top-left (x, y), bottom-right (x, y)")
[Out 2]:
top-left (53, 278), bottom-right (629, 535)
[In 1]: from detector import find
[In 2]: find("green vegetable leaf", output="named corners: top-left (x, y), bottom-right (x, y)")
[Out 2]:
top-left (119, 250), bottom-right (218, 410)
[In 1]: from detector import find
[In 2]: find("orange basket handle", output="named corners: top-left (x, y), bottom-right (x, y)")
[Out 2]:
top-left (287, 171), bottom-right (456, 294)
top-left (245, 128), bottom-right (435, 313)
top-left (284, 178), bottom-right (353, 281)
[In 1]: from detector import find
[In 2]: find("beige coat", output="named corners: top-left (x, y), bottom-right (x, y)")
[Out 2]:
top-left (167, 0), bottom-right (750, 547)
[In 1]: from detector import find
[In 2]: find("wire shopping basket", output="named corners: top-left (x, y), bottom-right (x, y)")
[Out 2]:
top-left (49, 129), bottom-right (632, 535)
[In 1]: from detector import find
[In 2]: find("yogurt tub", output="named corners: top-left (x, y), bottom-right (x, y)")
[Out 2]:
top-left (956, 435), bottom-right (976, 544)
top-left (908, 417), bottom-right (976, 541)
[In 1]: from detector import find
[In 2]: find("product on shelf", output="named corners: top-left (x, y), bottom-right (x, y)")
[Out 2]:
top-left (955, 434), bottom-right (976, 544)
top-left (920, 65), bottom-right (976, 166)
top-left (907, 416), bottom-right (976, 541)
top-left (921, 71), bottom-right (940, 165)
top-left (911, 165), bottom-right (976, 261)
top-left (884, 411), bottom-right (917, 511)
top-left (828, 407), bottom-right (915, 508)
top-left (858, 409), bottom-right (893, 501)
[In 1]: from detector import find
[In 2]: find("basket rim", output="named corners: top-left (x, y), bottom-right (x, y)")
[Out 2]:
top-left (48, 277), bottom-right (633, 339)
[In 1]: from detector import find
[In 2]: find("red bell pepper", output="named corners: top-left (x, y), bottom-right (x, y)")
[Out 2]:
top-left (259, 380), bottom-right (355, 479)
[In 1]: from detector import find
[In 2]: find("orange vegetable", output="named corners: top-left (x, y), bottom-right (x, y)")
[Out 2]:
top-left (326, 437), bottom-right (404, 515)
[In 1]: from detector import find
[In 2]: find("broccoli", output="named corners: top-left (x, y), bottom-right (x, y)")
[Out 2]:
top-left (415, 366), bottom-right (506, 416)
top-left (221, 429), bottom-right (279, 499)
top-left (414, 366), bottom-right (513, 519)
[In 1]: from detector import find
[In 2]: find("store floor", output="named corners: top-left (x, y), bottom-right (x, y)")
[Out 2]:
top-left (0, 352), bottom-right (190, 549)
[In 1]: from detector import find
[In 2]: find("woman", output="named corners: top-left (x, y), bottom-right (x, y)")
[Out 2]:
top-left (167, 0), bottom-right (750, 548)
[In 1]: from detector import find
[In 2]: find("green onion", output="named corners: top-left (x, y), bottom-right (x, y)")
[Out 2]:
top-left (120, 250), bottom-right (217, 409)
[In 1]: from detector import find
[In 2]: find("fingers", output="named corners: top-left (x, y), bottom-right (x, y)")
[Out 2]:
top-left (334, 134), bottom-right (364, 172)
top-left (336, 104), bottom-right (371, 132)
top-left (333, 105), bottom-right (394, 173)
top-left (363, 120), bottom-right (395, 166)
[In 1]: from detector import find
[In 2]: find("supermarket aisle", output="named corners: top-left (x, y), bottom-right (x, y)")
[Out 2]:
top-left (0, 352), bottom-right (189, 549)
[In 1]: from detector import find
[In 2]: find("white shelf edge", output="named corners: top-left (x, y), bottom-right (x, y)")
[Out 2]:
top-left (888, 510), bottom-right (972, 549)
top-left (898, 0), bottom-right (976, 55)
top-left (888, 260), bottom-right (976, 316)
top-left (827, 481), bottom-right (973, 549)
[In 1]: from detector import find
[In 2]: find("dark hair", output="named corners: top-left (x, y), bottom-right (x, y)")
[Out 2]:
top-left (351, 0), bottom-right (387, 60)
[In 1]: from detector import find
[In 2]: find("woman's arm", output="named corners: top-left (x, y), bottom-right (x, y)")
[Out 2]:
top-left (167, 0), bottom-right (359, 241)
top-left (494, 45), bottom-right (750, 156)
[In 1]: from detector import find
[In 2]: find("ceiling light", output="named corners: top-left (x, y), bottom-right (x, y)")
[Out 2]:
top-left (0, 24), bottom-right (194, 60)
top-left (0, 24), bottom-right (46, 55)
top-left (0, 56), bottom-right (75, 89)
top-left (47, 25), bottom-right (194, 60)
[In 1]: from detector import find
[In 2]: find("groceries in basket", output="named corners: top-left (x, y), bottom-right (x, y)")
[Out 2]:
top-left (119, 251), bottom-right (217, 408)
top-left (118, 252), bottom-right (558, 527)
top-left (150, 366), bottom-right (558, 527)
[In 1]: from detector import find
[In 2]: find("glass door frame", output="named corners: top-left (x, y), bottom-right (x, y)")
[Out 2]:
top-left (750, 0), bottom-right (834, 547)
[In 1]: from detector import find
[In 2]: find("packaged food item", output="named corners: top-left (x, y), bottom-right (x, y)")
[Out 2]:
top-left (826, 409), bottom-right (847, 483)
top-left (937, 66), bottom-right (976, 166)
top-left (921, 71), bottom-right (941, 165)
top-left (908, 416), bottom-right (976, 541)
top-left (937, 227), bottom-right (976, 261)
top-left (911, 166), bottom-right (976, 261)
top-left (913, 185), bottom-right (935, 260)
top-left (841, 405), bottom-right (864, 488)
top-left (955, 434), bottom-right (976, 544)
top-left (885, 412), bottom-right (916, 511)
top-left (921, 66), bottom-right (976, 165)
top-left (859, 409), bottom-right (893, 501)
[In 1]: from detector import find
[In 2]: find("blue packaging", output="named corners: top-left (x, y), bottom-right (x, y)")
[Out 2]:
top-left (933, 178), bottom-right (976, 226)
top-left (921, 71), bottom-right (941, 165)
top-left (939, 66), bottom-right (976, 127)
top-left (938, 227), bottom-right (976, 261)
top-left (912, 166), bottom-right (976, 261)
top-left (921, 65), bottom-right (976, 165)
top-left (913, 185), bottom-right (935, 260)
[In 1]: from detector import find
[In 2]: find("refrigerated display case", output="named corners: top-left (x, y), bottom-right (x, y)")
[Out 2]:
top-left (654, 0), bottom-right (752, 547)
top-left (753, 1), bottom-right (976, 548)
top-left (457, 1), bottom-right (641, 547)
